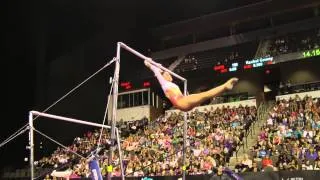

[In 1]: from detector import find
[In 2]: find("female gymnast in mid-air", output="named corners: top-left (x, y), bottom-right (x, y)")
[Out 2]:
top-left (144, 59), bottom-right (239, 112)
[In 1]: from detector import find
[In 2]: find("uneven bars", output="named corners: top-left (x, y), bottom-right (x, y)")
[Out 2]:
top-left (118, 42), bottom-right (186, 81)
top-left (30, 111), bottom-right (113, 129)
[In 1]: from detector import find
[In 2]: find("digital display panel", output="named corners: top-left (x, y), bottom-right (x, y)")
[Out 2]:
top-left (120, 81), bottom-right (152, 91)
top-left (213, 56), bottom-right (274, 74)
top-left (302, 48), bottom-right (320, 58)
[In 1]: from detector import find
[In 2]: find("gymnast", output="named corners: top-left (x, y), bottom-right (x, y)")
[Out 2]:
top-left (144, 59), bottom-right (239, 112)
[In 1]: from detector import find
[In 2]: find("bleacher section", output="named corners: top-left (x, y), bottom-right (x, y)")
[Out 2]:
top-left (266, 28), bottom-right (320, 57)
top-left (233, 91), bottom-right (320, 174)
top-left (5, 88), bottom-right (320, 179)
top-left (2, 100), bottom-right (257, 179)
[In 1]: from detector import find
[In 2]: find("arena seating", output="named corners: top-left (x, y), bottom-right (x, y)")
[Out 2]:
top-left (234, 94), bottom-right (320, 173)
top-left (17, 101), bottom-right (256, 179)
top-left (267, 28), bottom-right (320, 57)
top-left (3, 92), bottom-right (320, 180)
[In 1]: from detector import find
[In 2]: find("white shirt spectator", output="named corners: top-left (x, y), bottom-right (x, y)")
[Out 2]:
top-left (314, 162), bottom-right (320, 170)
top-left (302, 164), bottom-right (314, 170)
top-left (242, 159), bottom-right (253, 168)
top-left (303, 130), bottom-right (314, 138)
top-left (193, 149), bottom-right (202, 157)
top-left (267, 118), bottom-right (273, 126)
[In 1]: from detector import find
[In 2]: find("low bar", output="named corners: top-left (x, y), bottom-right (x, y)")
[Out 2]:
top-left (30, 111), bottom-right (112, 129)
top-left (118, 42), bottom-right (186, 81)
top-left (29, 111), bottom-right (124, 180)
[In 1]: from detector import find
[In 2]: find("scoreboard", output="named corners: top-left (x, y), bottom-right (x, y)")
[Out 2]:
top-left (302, 48), bottom-right (320, 58)
top-left (213, 56), bottom-right (274, 74)
top-left (120, 81), bottom-right (151, 91)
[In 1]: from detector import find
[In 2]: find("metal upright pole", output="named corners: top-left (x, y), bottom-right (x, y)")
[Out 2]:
top-left (29, 112), bottom-right (34, 180)
top-left (183, 80), bottom-right (188, 180)
top-left (116, 128), bottom-right (125, 180)
top-left (108, 43), bottom-right (121, 180)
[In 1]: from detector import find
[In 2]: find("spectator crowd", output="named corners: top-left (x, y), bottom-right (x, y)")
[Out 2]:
top-left (29, 93), bottom-right (320, 180)
top-left (36, 105), bottom-right (257, 178)
top-left (234, 95), bottom-right (320, 173)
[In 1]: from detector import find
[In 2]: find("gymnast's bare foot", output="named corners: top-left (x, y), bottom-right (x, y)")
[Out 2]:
top-left (224, 78), bottom-right (239, 90)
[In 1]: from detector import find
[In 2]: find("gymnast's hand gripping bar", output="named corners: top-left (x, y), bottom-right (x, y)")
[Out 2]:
top-left (118, 42), bottom-right (187, 82)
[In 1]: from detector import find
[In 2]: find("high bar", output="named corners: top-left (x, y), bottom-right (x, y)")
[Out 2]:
top-left (118, 42), bottom-right (186, 81)
top-left (30, 111), bottom-right (113, 129)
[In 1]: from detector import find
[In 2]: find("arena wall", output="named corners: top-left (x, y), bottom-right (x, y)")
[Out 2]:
top-left (276, 90), bottom-right (320, 101)
top-left (165, 99), bottom-right (256, 116)
top-left (280, 57), bottom-right (320, 85)
top-left (114, 105), bottom-right (150, 122)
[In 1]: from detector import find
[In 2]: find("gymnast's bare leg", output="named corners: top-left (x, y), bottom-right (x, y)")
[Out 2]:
top-left (176, 78), bottom-right (237, 111)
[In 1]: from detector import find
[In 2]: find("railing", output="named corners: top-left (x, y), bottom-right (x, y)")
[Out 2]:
top-left (278, 81), bottom-right (320, 96)
top-left (234, 101), bottom-right (268, 159)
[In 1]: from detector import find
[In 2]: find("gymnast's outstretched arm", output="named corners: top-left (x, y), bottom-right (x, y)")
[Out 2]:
top-left (144, 60), bottom-right (167, 88)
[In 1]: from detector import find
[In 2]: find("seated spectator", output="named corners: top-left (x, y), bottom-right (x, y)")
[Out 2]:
top-left (314, 160), bottom-right (320, 170)
top-left (262, 154), bottom-right (273, 169)
top-left (258, 146), bottom-right (269, 159)
top-left (210, 166), bottom-right (233, 180)
top-left (241, 154), bottom-right (253, 171)
top-left (287, 159), bottom-right (299, 171)
top-left (248, 161), bottom-right (261, 172)
top-left (306, 147), bottom-right (318, 161)
top-left (301, 160), bottom-right (314, 170)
